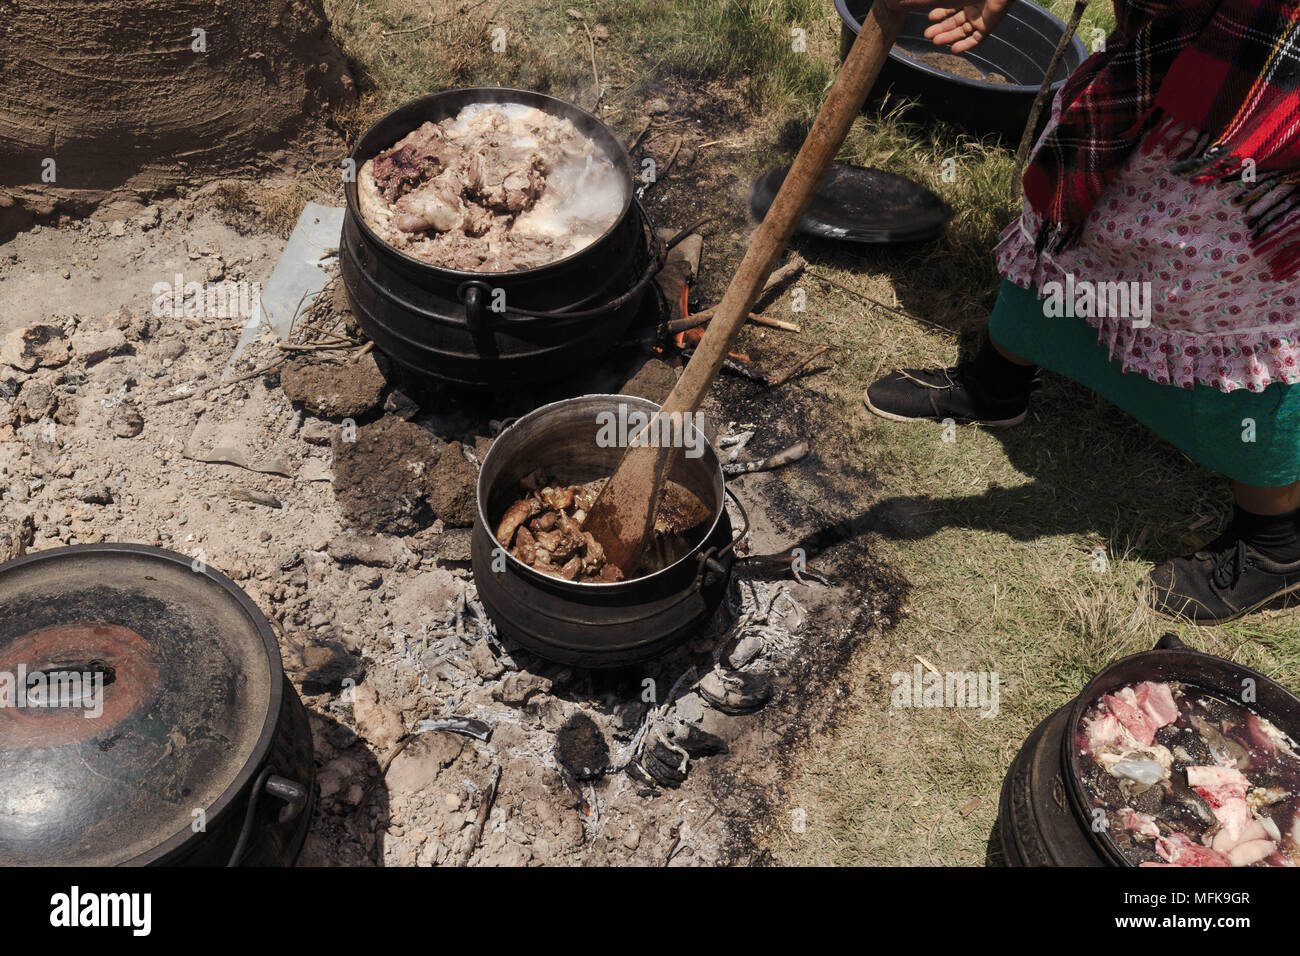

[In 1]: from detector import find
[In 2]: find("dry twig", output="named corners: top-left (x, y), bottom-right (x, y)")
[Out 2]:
top-left (458, 764), bottom-right (502, 866)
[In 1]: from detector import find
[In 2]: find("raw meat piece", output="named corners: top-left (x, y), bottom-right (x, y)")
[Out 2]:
top-left (1246, 712), bottom-right (1300, 759)
top-left (1135, 681), bottom-right (1179, 728)
top-left (1228, 839), bottom-right (1276, 867)
top-left (1156, 832), bottom-right (1232, 867)
top-left (1104, 689), bottom-right (1158, 746)
top-left (1083, 712), bottom-right (1129, 755)
top-left (1211, 818), bottom-right (1268, 853)
top-left (1118, 807), bottom-right (1160, 838)
top-left (1187, 765), bottom-right (1254, 842)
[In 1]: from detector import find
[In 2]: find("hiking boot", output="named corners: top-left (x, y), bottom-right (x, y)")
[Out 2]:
top-left (1147, 531), bottom-right (1300, 622)
top-left (864, 362), bottom-right (1032, 426)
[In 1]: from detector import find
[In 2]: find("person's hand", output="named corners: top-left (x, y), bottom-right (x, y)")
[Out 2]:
top-left (884, 0), bottom-right (1016, 53)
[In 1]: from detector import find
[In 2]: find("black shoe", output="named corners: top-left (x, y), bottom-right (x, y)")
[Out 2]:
top-left (1147, 531), bottom-right (1300, 622)
top-left (864, 362), bottom-right (1031, 427)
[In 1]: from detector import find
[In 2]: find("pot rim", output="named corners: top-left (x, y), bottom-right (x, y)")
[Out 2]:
top-left (1061, 642), bottom-right (1300, 867)
top-left (344, 87), bottom-right (636, 279)
top-left (476, 393), bottom-right (727, 591)
top-left (0, 543), bottom-right (284, 867)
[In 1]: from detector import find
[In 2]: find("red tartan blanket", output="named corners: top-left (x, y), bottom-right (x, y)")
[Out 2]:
top-left (1023, 0), bottom-right (1300, 280)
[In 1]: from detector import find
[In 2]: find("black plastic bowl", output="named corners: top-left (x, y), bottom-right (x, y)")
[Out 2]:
top-left (836, 0), bottom-right (1091, 140)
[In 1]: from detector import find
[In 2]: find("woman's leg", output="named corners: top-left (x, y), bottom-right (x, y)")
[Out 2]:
top-left (1232, 480), bottom-right (1300, 515)
top-left (989, 335), bottom-right (1034, 366)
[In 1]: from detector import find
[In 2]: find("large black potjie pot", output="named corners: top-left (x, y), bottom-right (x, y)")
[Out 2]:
top-left (998, 634), bottom-right (1300, 866)
top-left (341, 88), bottom-right (658, 390)
top-left (472, 394), bottom-right (740, 668)
top-left (0, 545), bottom-right (315, 866)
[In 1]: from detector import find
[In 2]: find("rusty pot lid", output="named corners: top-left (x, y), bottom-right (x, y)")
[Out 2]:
top-left (0, 544), bottom-right (280, 866)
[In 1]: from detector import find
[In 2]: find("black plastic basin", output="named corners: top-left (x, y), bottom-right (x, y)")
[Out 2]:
top-left (836, 0), bottom-right (1091, 141)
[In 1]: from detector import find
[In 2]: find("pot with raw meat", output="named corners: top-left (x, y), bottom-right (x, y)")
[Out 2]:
top-left (471, 394), bottom-right (740, 668)
top-left (998, 633), bottom-right (1300, 866)
top-left (0, 544), bottom-right (314, 866)
top-left (340, 88), bottom-right (658, 390)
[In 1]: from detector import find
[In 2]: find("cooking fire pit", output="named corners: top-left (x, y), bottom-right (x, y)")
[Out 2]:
top-left (340, 88), bottom-right (659, 390)
top-left (472, 395), bottom-right (739, 668)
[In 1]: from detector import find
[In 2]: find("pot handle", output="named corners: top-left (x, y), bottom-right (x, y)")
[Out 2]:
top-left (457, 280), bottom-right (493, 327)
top-left (1155, 632), bottom-right (1187, 652)
top-left (695, 488), bottom-right (750, 586)
top-left (226, 767), bottom-right (310, 867)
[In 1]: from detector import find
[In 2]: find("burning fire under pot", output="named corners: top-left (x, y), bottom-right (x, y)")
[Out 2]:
top-left (998, 633), bottom-right (1300, 866)
top-left (472, 394), bottom-right (743, 668)
top-left (340, 88), bottom-right (660, 390)
top-left (0, 545), bottom-right (314, 866)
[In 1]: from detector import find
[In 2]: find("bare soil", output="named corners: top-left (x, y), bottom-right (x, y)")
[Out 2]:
top-left (903, 50), bottom-right (1012, 86)
top-left (0, 0), bottom-right (354, 235)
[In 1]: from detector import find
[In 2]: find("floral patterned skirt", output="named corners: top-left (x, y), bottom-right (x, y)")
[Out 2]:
top-left (996, 119), bottom-right (1300, 395)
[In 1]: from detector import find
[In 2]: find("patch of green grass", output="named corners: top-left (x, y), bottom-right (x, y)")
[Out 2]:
top-left (324, 0), bottom-right (589, 137)
top-left (581, 0), bottom-right (836, 108)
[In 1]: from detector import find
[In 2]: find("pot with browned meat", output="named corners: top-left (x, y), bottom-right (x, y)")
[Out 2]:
top-left (471, 395), bottom-right (738, 668)
top-left (341, 89), bottom-right (657, 389)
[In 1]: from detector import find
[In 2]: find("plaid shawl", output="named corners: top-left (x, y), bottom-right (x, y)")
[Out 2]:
top-left (1023, 0), bottom-right (1300, 280)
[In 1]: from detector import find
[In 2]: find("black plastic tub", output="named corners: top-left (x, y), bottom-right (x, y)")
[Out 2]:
top-left (341, 88), bottom-right (657, 390)
top-left (472, 395), bottom-right (737, 668)
top-left (998, 634), bottom-right (1300, 866)
top-left (837, 0), bottom-right (1090, 141)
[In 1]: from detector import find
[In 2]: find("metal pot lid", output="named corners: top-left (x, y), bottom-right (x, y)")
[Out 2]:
top-left (750, 162), bottom-right (952, 245)
top-left (0, 545), bottom-right (280, 866)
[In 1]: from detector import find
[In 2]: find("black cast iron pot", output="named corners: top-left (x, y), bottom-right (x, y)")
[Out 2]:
top-left (0, 544), bottom-right (315, 866)
top-left (472, 394), bottom-right (739, 668)
top-left (837, 0), bottom-right (1091, 141)
top-left (998, 634), bottom-right (1300, 866)
top-left (341, 88), bottom-right (658, 390)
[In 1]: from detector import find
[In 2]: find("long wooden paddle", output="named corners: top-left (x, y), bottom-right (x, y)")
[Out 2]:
top-left (583, 0), bottom-right (908, 575)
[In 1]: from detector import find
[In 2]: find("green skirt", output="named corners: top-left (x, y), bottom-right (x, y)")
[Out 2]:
top-left (988, 279), bottom-right (1300, 487)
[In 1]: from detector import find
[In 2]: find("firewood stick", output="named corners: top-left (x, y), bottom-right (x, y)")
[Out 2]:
top-left (1013, 0), bottom-right (1088, 181)
top-left (458, 763), bottom-right (501, 867)
top-left (666, 255), bottom-right (808, 332)
top-left (722, 440), bottom-right (809, 475)
top-left (627, 117), bottom-right (652, 152)
top-left (753, 254), bottom-right (807, 309)
top-left (766, 345), bottom-right (830, 387)
top-left (662, 135), bottom-right (683, 176)
top-left (667, 309), bottom-right (800, 334)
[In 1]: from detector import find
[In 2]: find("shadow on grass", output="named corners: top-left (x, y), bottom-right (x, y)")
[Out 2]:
top-left (776, 372), bottom-right (1230, 567)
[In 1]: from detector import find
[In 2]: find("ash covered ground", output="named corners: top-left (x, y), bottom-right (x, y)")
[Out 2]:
top-left (0, 197), bottom-right (903, 865)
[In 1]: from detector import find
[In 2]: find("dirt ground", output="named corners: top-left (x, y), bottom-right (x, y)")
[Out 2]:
top-left (0, 190), bottom-right (903, 864)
